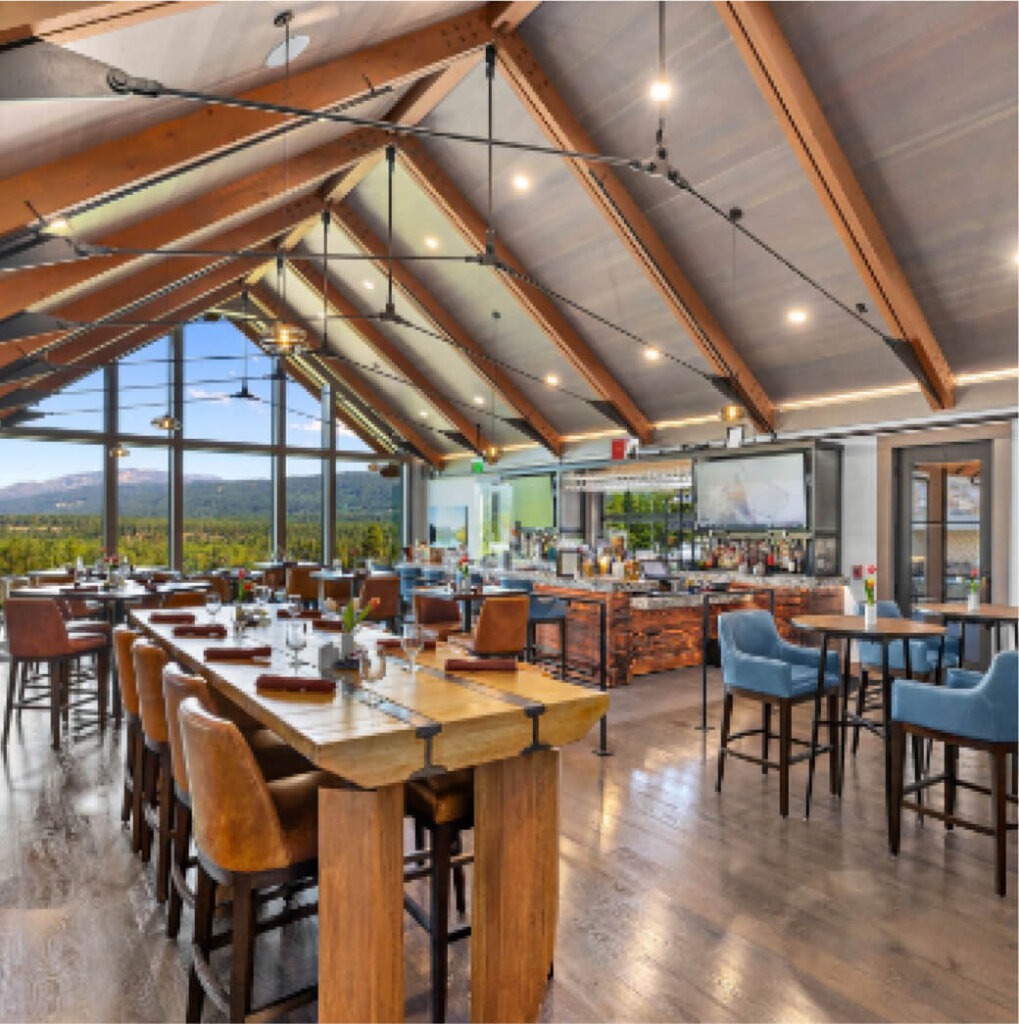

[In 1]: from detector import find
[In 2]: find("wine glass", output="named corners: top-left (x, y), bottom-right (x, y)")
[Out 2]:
top-left (401, 622), bottom-right (423, 678)
top-left (287, 593), bottom-right (303, 618)
top-left (254, 585), bottom-right (268, 610)
top-left (285, 621), bottom-right (307, 670)
top-left (205, 591), bottom-right (221, 621)
top-left (357, 644), bottom-right (387, 693)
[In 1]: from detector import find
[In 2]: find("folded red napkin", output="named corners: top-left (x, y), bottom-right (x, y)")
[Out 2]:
top-left (444, 658), bottom-right (517, 672)
top-left (71, 584), bottom-right (99, 592)
top-left (276, 609), bottom-right (321, 620)
top-left (255, 674), bottom-right (336, 694)
top-left (377, 636), bottom-right (437, 651)
top-left (204, 645), bottom-right (273, 662)
top-left (312, 619), bottom-right (346, 632)
top-left (173, 623), bottom-right (227, 639)
top-left (151, 612), bottom-right (196, 625)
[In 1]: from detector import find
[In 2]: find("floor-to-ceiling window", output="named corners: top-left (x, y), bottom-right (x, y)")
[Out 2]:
top-left (118, 445), bottom-right (170, 566)
top-left (286, 456), bottom-right (323, 561)
top-left (336, 460), bottom-right (401, 566)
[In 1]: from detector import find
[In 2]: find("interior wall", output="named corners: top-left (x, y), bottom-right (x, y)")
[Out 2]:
top-left (425, 475), bottom-right (483, 558)
top-left (840, 436), bottom-right (877, 610)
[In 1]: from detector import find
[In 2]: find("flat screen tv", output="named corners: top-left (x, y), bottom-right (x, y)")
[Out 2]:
top-left (695, 453), bottom-right (807, 529)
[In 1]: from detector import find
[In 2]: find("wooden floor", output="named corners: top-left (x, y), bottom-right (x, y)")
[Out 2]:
top-left (0, 665), bottom-right (1014, 1022)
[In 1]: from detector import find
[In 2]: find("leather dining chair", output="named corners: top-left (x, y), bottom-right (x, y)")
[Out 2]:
top-left (284, 565), bottom-right (320, 608)
top-left (3, 598), bottom-right (109, 751)
top-left (414, 593), bottom-right (463, 642)
top-left (362, 575), bottom-right (401, 629)
top-left (178, 697), bottom-right (332, 1022)
top-left (163, 590), bottom-right (206, 609)
top-left (458, 595), bottom-right (529, 658)
top-left (113, 626), bottom-right (145, 852)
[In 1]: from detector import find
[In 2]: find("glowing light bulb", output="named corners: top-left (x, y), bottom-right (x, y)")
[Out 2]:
top-left (644, 347), bottom-right (661, 361)
top-left (544, 373), bottom-right (559, 387)
top-left (787, 308), bottom-right (808, 324)
top-left (512, 174), bottom-right (531, 192)
top-left (424, 236), bottom-right (439, 250)
top-left (649, 79), bottom-right (671, 102)
top-left (473, 395), bottom-right (485, 406)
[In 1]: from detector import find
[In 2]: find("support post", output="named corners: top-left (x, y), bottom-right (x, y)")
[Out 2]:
top-left (593, 599), bottom-right (612, 756)
top-left (169, 327), bottom-right (184, 572)
top-left (103, 361), bottom-right (118, 556)
top-left (271, 359), bottom-right (286, 558)
top-left (321, 383), bottom-right (337, 566)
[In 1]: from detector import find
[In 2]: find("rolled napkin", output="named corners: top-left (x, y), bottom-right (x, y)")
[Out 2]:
top-left (276, 609), bottom-right (321, 620)
top-left (444, 657), bottom-right (517, 672)
top-left (377, 636), bottom-right (437, 652)
top-left (150, 612), bottom-right (196, 625)
top-left (204, 645), bottom-right (273, 662)
top-left (255, 674), bottom-right (336, 695)
top-left (172, 623), bottom-right (227, 639)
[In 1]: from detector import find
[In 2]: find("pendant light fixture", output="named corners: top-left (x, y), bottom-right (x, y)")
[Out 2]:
top-left (150, 338), bottom-right (180, 430)
top-left (111, 444), bottom-right (130, 458)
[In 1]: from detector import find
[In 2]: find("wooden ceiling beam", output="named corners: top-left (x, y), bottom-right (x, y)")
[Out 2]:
top-left (250, 284), bottom-right (443, 467)
top-left (0, 6), bottom-right (502, 238)
top-left (715, 1), bottom-right (955, 410)
top-left (0, 130), bottom-right (379, 322)
top-left (487, 1), bottom-right (542, 32)
top-left (328, 201), bottom-right (563, 455)
top-left (0, 2), bottom-right (201, 46)
top-left (398, 136), bottom-right (654, 444)
top-left (287, 262), bottom-right (495, 456)
top-left (0, 195), bottom-right (324, 366)
top-left (496, 30), bottom-right (776, 432)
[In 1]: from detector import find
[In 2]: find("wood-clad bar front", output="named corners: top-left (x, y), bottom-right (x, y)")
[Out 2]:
top-left (0, 2), bottom-right (1016, 1022)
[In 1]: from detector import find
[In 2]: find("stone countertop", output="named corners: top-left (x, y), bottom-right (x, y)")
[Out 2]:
top-left (630, 593), bottom-right (746, 610)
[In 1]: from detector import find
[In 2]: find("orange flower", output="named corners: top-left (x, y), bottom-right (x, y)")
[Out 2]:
top-left (370, 597), bottom-right (381, 608)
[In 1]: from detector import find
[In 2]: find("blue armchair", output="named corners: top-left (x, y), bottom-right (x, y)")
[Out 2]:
top-left (717, 610), bottom-right (841, 818)
top-left (889, 651), bottom-right (1018, 896)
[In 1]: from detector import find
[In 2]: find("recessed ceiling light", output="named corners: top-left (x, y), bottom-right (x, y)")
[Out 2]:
top-left (544, 373), bottom-right (559, 387)
top-left (264, 34), bottom-right (310, 69)
top-left (787, 308), bottom-right (808, 324)
top-left (418, 410), bottom-right (428, 418)
top-left (47, 217), bottom-right (69, 233)
top-left (424, 236), bottom-right (439, 250)
top-left (363, 280), bottom-right (375, 290)
top-left (512, 174), bottom-right (531, 192)
top-left (649, 79), bottom-right (672, 102)
top-left (473, 395), bottom-right (485, 406)
top-left (644, 347), bottom-right (661, 361)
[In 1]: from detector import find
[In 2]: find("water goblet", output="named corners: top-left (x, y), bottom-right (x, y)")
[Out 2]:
top-left (285, 621), bottom-right (307, 670)
top-left (401, 622), bottom-right (423, 678)
top-left (205, 591), bottom-right (221, 621)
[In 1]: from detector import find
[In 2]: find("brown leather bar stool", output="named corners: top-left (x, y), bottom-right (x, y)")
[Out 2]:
top-left (414, 594), bottom-right (463, 643)
top-left (113, 627), bottom-right (145, 852)
top-left (405, 771), bottom-right (474, 1023)
top-left (162, 666), bottom-right (315, 940)
top-left (361, 574), bottom-right (401, 629)
top-left (3, 598), bottom-right (109, 751)
top-left (133, 639), bottom-right (173, 899)
top-left (178, 698), bottom-right (330, 1022)
top-left (456, 595), bottom-right (529, 658)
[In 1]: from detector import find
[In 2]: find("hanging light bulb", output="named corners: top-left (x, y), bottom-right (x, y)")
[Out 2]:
top-left (721, 404), bottom-right (743, 424)
top-left (260, 256), bottom-right (311, 355)
top-left (150, 412), bottom-right (180, 431)
top-left (111, 444), bottom-right (130, 458)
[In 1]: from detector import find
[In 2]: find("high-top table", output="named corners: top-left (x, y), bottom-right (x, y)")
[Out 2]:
top-left (791, 614), bottom-right (946, 828)
top-left (915, 602), bottom-right (1019, 657)
top-left (129, 608), bottom-right (607, 1022)
top-left (412, 585), bottom-right (527, 632)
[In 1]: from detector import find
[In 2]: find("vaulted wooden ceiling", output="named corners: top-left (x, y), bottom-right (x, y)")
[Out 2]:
top-left (0, 1), bottom-right (1015, 467)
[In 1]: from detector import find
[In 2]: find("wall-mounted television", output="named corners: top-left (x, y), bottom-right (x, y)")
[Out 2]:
top-left (694, 453), bottom-right (807, 529)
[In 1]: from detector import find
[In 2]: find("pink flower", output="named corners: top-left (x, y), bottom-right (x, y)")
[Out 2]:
top-left (866, 564), bottom-right (877, 575)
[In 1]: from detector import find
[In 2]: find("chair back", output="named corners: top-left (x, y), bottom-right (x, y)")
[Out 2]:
top-left (323, 577), bottom-right (353, 604)
top-left (4, 598), bottom-right (72, 659)
top-left (133, 640), bottom-right (170, 744)
top-left (975, 651), bottom-right (1019, 743)
top-left (473, 596), bottom-right (529, 656)
top-left (163, 666), bottom-right (216, 797)
top-left (855, 600), bottom-right (901, 619)
top-left (421, 568), bottom-right (445, 586)
top-left (415, 593), bottom-right (461, 625)
top-left (178, 697), bottom-right (290, 873)
top-left (362, 575), bottom-right (400, 621)
top-left (718, 610), bottom-right (781, 675)
top-left (856, 600), bottom-right (904, 667)
top-left (163, 590), bottom-right (206, 609)
top-left (285, 565), bottom-right (319, 603)
top-left (113, 626), bottom-right (141, 716)
top-left (500, 577), bottom-right (534, 593)
top-left (398, 566), bottom-right (422, 605)
top-left (194, 575), bottom-right (231, 604)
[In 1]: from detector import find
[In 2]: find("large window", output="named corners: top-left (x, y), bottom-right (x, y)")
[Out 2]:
top-left (286, 457), bottom-right (322, 561)
top-left (118, 446), bottom-right (169, 567)
top-left (182, 452), bottom-right (271, 571)
top-left (287, 379), bottom-right (323, 449)
top-left (336, 462), bottom-right (400, 567)
top-left (0, 440), bottom-right (104, 574)
top-left (119, 336), bottom-right (172, 438)
top-left (603, 489), bottom-right (691, 556)
top-left (33, 368), bottom-right (104, 433)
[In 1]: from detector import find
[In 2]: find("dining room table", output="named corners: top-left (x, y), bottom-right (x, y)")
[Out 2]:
top-left (128, 606), bottom-right (607, 1022)
top-left (791, 613), bottom-right (947, 829)
top-left (309, 568), bottom-right (358, 607)
top-left (411, 584), bottom-right (527, 632)
top-left (914, 601), bottom-right (1019, 658)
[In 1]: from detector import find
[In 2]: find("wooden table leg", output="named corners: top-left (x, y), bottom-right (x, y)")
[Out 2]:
top-left (318, 784), bottom-right (404, 1023)
top-left (472, 749), bottom-right (559, 1023)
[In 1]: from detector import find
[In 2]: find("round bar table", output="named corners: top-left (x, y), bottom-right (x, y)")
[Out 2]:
top-left (791, 613), bottom-right (946, 828)
top-left (915, 602), bottom-right (1018, 658)
top-left (411, 585), bottom-right (526, 632)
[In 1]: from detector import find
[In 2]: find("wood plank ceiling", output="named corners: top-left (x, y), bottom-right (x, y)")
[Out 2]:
top-left (0, 1), bottom-right (1014, 463)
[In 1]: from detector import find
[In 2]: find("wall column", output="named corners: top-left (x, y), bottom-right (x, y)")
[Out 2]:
top-left (169, 327), bottom-right (184, 572)
top-left (271, 359), bottom-right (286, 556)
top-left (321, 383), bottom-right (337, 565)
top-left (103, 361), bottom-right (118, 555)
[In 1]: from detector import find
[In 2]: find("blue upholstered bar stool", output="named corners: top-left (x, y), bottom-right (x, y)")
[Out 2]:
top-left (500, 577), bottom-right (568, 675)
top-left (890, 651), bottom-right (1018, 895)
top-left (717, 610), bottom-right (841, 818)
top-left (397, 566), bottom-right (422, 617)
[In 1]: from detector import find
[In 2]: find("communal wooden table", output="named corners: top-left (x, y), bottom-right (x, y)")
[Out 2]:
top-left (915, 602), bottom-right (1019, 656)
top-left (129, 608), bottom-right (607, 1022)
top-left (791, 614), bottom-right (946, 830)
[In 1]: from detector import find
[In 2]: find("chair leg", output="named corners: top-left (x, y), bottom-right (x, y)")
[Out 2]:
top-left (96, 649), bottom-right (109, 733)
top-left (889, 723), bottom-right (905, 855)
top-left (187, 867), bottom-right (215, 1023)
top-left (452, 830), bottom-right (466, 919)
top-left (852, 670), bottom-right (868, 755)
top-left (991, 749), bottom-right (1008, 897)
top-left (2, 658), bottom-right (19, 750)
top-left (167, 802), bottom-right (191, 939)
top-left (944, 743), bottom-right (957, 830)
top-left (229, 876), bottom-right (256, 1022)
top-left (131, 726), bottom-right (146, 854)
top-left (715, 691), bottom-right (733, 792)
top-left (414, 820), bottom-right (426, 865)
top-left (1011, 752), bottom-right (1017, 798)
top-left (559, 618), bottom-right (567, 679)
top-left (140, 747), bottom-right (157, 863)
top-left (827, 692), bottom-right (839, 796)
top-left (430, 821), bottom-right (452, 1023)
top-left (778, 702), bottom-right (792, 818)
top-left (761, 702), bottom-right (770, 775)
top-left (121, 717), bottom-right (134, 823)
top-left (911, 736), bottom-right (925, 825)
top-left (156, 750), bottom-right (174, 903)
top-left (49, 660), bottom-right (62, 750)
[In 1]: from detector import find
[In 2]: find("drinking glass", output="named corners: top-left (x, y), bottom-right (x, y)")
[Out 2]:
top-left (287, 594), bottom-right (303, 618)
top-left (285, 621), bottom-right (307, 670)
top-left (357, 645), bottom-right (387, 687)
top-left (254, 585), bottom-right (269, 610)
top-left (205, 591), bottom-right (221, 621)
top-left (401, 622), bottom-right (423, 678)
